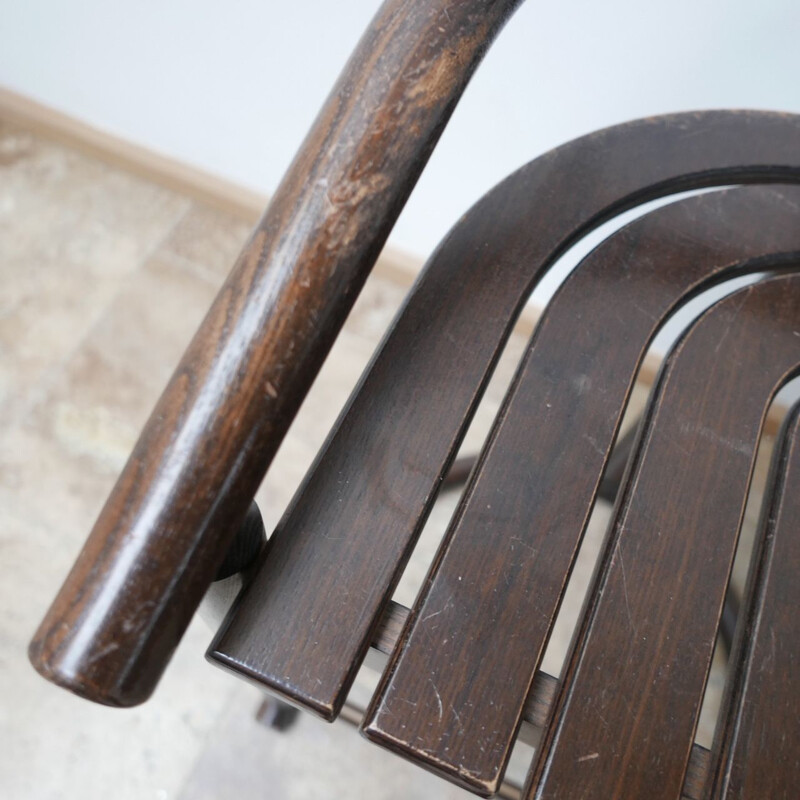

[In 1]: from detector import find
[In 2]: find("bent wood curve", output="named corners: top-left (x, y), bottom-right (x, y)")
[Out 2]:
top-left (361, 186), bottom-right (800, 793)
top-left (210, 111), bottom-right (800, 723)
top-left (526, 274), bottom-right (800, 800)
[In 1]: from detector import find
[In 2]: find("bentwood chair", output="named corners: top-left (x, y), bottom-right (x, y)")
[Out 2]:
top-left (29, 1), bottom-right (799, 797)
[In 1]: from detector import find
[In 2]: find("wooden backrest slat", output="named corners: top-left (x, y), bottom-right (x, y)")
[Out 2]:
top-left (361, 188), bottom-right (800, 793)
top-left (210, 112), bottom-right (800, 722)
top-left (524, 274), bottom-right (800, 800)
top-left (369, 601), bottom-right (713, 800)
top-left (705, 402), bottom-right (800, 799)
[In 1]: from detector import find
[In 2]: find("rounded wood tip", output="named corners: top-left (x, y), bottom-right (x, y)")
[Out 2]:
top-left (27, 634), bottom-right (148, 708)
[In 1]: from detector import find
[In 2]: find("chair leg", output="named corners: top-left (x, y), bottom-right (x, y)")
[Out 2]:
top-left (255, 696), bottom-right (300, 732)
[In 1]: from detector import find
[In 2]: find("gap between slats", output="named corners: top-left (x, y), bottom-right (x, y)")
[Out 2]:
top-left (364, 319), bottom-right (795, 799)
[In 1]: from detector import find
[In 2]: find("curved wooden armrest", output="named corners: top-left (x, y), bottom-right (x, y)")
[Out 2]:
top-left (28, 0), bottom-right (524, 707)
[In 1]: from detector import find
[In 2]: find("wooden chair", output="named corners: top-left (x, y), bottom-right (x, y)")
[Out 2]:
top-left (29, 1), bottom-right (799, 797)
top-left (206, 174), bottom-right (800, 799)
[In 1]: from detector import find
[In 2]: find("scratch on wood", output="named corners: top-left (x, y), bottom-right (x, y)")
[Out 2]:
top-left (617, 541), bottom-right (636, 635)
top-left (430, 680), bottom-right (443, 722)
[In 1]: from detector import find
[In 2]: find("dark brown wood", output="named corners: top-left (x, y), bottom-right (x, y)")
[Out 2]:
top-left (453, 422), bottom-right (640, 501)
top-left (705, 402), bottom-right (800, 799)
top-left (28, 0), bottom-right (523, 707)
top-left (203, 543), bottom-right (718, 799)
top-left (597, 418), bottom-right (744, 659)
top-left (524, 274), bottom-right (800, 800)
top-left (454, 423), bottom-right (759, 660)
top-left (362, 188), bottom-right (800, 794)
top-left (205, 562), bottom-right (714, 797)
top-left (338, 695), bottom-right (525, 800)
top-left (368, 601), bottom-right (712, 800)
top-left (602, 424), bottom-right (742, 657)
top-left (210, 112), bottom-right (800, 728)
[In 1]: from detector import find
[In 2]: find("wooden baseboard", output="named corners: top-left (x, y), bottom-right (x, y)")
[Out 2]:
top-left (1, 85), bottom-right (785, 434)
top-left (0, 85), bottom-right (268, 220)
top-left (0, 84), bottom-right (424, 287)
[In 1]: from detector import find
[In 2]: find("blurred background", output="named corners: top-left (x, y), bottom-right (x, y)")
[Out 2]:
top-left (5, 0), bottom-right (800, 260)
top-left (1, 1), bottom-right (799, 798)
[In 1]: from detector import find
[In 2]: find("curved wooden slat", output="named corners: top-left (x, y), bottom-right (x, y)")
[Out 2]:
top-left (28, 0), bottom-right (523, 707)
top-left (705, 402), bottom-right (800, 799)
top-left (210, 111), bottom-right (800, 723)
top-left (361, 187), bottom-right (800, 793)
top-left (525, 274), bottom-right (800, 800)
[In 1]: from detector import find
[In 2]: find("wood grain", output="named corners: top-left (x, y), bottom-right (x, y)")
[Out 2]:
top-left (210, 112), bottom-right (800, 729)
top-left (704, 402), bottom-right (800, 799)
top-left (525, 274), bottom-right (800, 799)
top-left (370, 600), bottom-right (712, 799)
top-left (362, 187), bottom-right (800, 793)
top-left (28, 0), bottom-right (523, 707)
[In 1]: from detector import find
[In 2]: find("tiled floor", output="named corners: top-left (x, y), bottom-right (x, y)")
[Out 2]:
top-left (1, 118), bottom-right (759, 799)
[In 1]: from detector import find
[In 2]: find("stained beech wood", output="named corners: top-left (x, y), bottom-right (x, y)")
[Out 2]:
top-left (361, 188), bottom-right (800, 792)
top-left (705, 403), bottom-right (800, 799)
top-left (210, 112), bottom-right (800, 727)
top-left (362, 188), bottom-right (800, 789)
top-left (524, 274), bottom-right (800, 800)
top-left (28, 0), bottom-right (523, 707)
top-left (365, 599), bottom-right (710, 799)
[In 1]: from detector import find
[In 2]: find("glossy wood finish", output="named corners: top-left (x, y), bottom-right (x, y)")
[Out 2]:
top-left (524, 274), bottom-right (800, 799)
top-left (705, 402), bottom-right (800, 799)
top-left (210, 111), bottom-right (800, 727)
top-left (368, 601), bottom-right (713, 800)
top-left (28, 0), bottom-right (523, 707)
top-left (362, 187), bottom-right (800, 793)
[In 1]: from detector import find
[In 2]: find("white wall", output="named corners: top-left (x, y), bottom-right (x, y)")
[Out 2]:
top-left (3, 0), bottom-right (799, 259)
top-left (3, 0), bottom-right (800, 361)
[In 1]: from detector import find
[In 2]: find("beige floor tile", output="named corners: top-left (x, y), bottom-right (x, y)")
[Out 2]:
top-left (0, 120), bottom-right (190, 430)
top-left (159, 203), bottom-right (255, 283)
top-left (30, 254), bottom-right (222, 438)
top-left (0, 426), bottom-right (237, 800)
top-left (2, 611), bottom-right (236, 800)
top-left (176, 683), bottom-right (475, 800)
top-left (0, 120), bottom-right (189, 269)
top-left (0, 255), bottom-right (227, 552)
